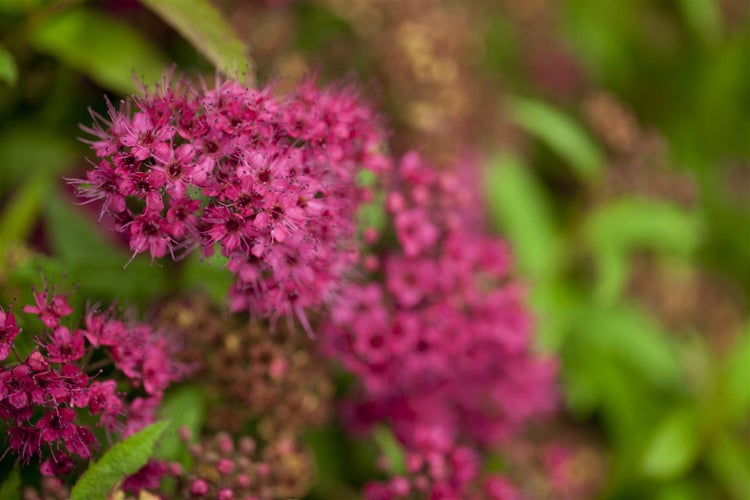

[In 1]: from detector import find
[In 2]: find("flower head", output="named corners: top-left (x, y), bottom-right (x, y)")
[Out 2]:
top-left (70, 74), bottom-right (389, 322)
top-left (322, 153), bottom-right (558, 497)
top-left (0, 283), bottom-right (188, 478)
top-left (0, 306), bottom-right (20, 361)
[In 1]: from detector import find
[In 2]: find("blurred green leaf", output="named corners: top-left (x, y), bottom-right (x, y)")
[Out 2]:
top-left (0, 465), bottom-right (20, 500)
top-left (706, 431), bottom-right (750, 500)
top-left (30, 7), bottom-right (166, 94)
top-left (0, 45), bottom-right (17, 86)
top-left (562, 352), bottom-right (602, 417)
top-left (508, 97), bottom-right (603, 179)
top-left (357, 198), bottom-right (386, 234)
top-left (0, 126), bottom-right (79, 190)
top-left (43, 193), bottom-right (168, 301)
top-left (585, 197), bottom-right (702, 302)
top-left (560, 0), bottom-right (636, 85)
top-left (724, 324), bottom-right (750, 423)
top-left (181, 252), bottom-right (232, 304)
top-left (156, 385), bottom-right (205, 467)
top-left (305, 426), bottom-right (347, 480)
top-left (71, 420), bottom-right (170, 500)
top-left (0, 174), bottom-right (50, 247)
top-left (676, 0), bottom-right (721, 45)
top-left (583, 304), bottom-right (682, 387)
top-left (294, 2), bottom-right (354, 54)
top-left (530, 280), bottom-right (581, 351)
top-left (373, 425), bottom-right (406, 475)
top-left (8, 254), bottom-right (66, 290)
top-left (641, 409), bottom-right (701, 479)
top-left (654, 479), bottom-right (703, 500)
top-left (357, 164), bottom-right (386, 232)
top-left (140, 0), bottom-right (253, 81)
top-left (572, 354), bottom-right (659, 474)
top-left (44, 193), bottom-right (118, 264)
top-left (0, 0), bottom-right (45, 13)
top-left (484, 154), bottom-right (563, 281)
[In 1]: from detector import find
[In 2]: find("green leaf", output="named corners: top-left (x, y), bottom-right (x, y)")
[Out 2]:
top-left (0, 45), bottom-right (17, 86)
top-left (305, 426), bottom-right (347, 480)
top-left (44, 193), bottom-right (116, 264)
top-left (584, 304), bottom-right (682, 387)
top-left (586, 198), bottom-right (701, 256)
top-left (724, 324), bottom-right (750, 423)
top-left (654, 479), bottom-right (703, 500)
top-left (71, 420), bottom-right (170, 500)
top-left (43, 193), bottom-right (168, 301)
top-left (530, 279), bottom-right (581, 351)
top-left (706, 431), bottom-right (750, 500)
top-left (140, 0), bottom-right (253, 80)
top-left (181, 252), bottom-right (233, 304)
top-left (372, 425), bottom-right (406, 475)
top-left (508, 97), bottom-right (603, 179)
top-left (676, 0), bottom-right (721, 45)
top-left (30, 7), bottom-right (166, 94)
top-left (0, 0), bottom-right (46, 13)
top-left (0, 465), bottom-right (20, 500)
top-left (0, 174), bottom-right (51, 247)
top-left (641, 409), bottom-right (701, 479)
top-left (0, 126), bottom-right (79, 189)
top-left (484, 154), bottom-right (563, 281)
top-left (584, 197), bottom-right (702, 302)
top-left (156, 385), bottom-right (206, 466)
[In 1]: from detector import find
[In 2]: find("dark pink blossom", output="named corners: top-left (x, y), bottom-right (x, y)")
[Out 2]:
top-left (1, 284), bottom-right (187, 479)
top-left (8, 426), bottom-right (42, 463)
top-left (23, 291), bottom-right (73, 329)
top-left (87, 380), bottom-right (124, 429)
top-left (127, 210), bottom-right (175, 260)
top-left (0, 364), bottom-right (33, 412)
top-left (122, 460), bottom-right (174, 494)
top-left (0, 306), bottom-right (20, 361)
top-left (323, 153), bottom-right (557, 498)
top-left (38, 408), bottom-right (77, 445)
top-left (44, 326), bottom-right (86, 363)
top-left (70, 73), bottom-right (388, 320)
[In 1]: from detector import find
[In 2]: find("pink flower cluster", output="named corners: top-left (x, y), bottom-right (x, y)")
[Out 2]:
top-left (0, 286), bottom-right (186, 476)
top-left (70, 75), bottom-right (388, 321)
top-left (321, 153), bottom-right (557, 498)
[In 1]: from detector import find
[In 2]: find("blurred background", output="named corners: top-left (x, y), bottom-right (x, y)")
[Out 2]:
top-left (1, 0), bottom-right (748, 498)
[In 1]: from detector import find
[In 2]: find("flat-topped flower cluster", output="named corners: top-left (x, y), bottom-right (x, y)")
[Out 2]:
top-left (322, 153), bottom-right (557, 499)
top-left (59, 73), bottom-right (556, 499)
top-left (0, 288), bottom-right (186, 477)
top-left (71, 75), bottom-right (388, 323)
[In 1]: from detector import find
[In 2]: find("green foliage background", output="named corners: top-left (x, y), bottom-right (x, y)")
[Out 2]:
top-left (0, 0), bottom-right (748, 498)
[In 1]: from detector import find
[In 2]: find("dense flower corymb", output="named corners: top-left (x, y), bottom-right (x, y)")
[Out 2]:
top-left (0, 285), bottom-right (187, 478)
top-left (322, 153), bottom-right (558, 498)
top-left (70, 74), bottom-right (389, 323)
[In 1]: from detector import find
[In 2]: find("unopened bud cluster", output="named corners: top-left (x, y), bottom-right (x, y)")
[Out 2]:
top-left (179, 429), bottom-right (315, 499)
top-left (155, 297), bottom-right (332, 438)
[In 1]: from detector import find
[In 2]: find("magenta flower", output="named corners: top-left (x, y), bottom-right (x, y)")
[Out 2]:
top-left (323, 153), bottom-right (557, 498)
top-left (38, 407), bottom-right (77, 444)
top-left (87, 380), bottom-right (124, 429)
top-left (44, 326), bottom-right (86, 363)
top-left (70, 73), bottom-right (389, 322)
top-left (127, 210), bottom-right (176, 260)
top-left (0, 284), bottom-right (188, 479)
top-left (0, 306), bottom-right (20, 361)
top-left (7, 426), bottom-right (42, 463)
top-left (122, 460), bottom-right (174, 494)
top-left (40, 453), bottom-right (75, 478)
top-left (23, 290), bottom-right (74, 329)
